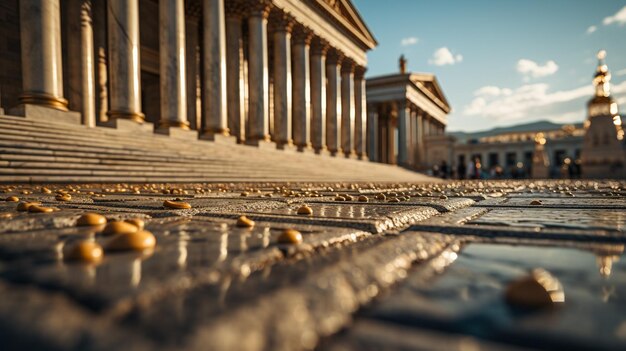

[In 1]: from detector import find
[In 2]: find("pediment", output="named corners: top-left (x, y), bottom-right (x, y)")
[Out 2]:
top-left (315, 0), bottom-right (377, 49)
top-left (410, 74), bottom-right (450, 111)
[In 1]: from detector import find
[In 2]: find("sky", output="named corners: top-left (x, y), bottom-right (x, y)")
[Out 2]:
top-left (352, 0), bottom-right (626, 132)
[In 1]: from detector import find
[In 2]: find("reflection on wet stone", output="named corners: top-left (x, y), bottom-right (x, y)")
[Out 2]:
top-left (0, 180), bottom-right (625, 350)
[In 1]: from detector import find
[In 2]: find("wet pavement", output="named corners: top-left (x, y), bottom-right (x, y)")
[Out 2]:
top-left (0, 180), bottom-right (625, 350)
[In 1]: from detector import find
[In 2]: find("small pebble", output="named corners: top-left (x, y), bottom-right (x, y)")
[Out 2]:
top-left (505, 268), bottom-right (564, 309)
top-left (5, 196), bottom-right (19, 202)
top-left (41, 187), bottom-right (52, 194)
top-left (102, 221), bottom-right (139, 235)
top-left (236, 215), bottom-right (255, 228)
top-left (334, 196), bottom-right (346, 201)
top-left (439, 195), bottom-right (448, 200)
top-left (17, 202), bottom-right (40, 211)
top-left (530, 200), bottom-right (542, 206)
top-left (125, 218), bottom-right (145, 230)
top-left (76, 213), bottom-right (107, 226)
top-left (55, 193), bottom-right (72, 201)
top-left (358, 195), bottom-right (369, 202)
top-left (64, 241), bottom-right (104, 263)
top-left (106, 230), bottom-right (156, 251)
top-left (277, 229), bottom-right (303, 244)
top-left (28, 205), bottom-right (55, 213)
top-left (375, 193), bottom-right (386, 200)
top-left (297, 205), bottom-right (313, 215)
top-left (163, 200), bottom-right (192, 209)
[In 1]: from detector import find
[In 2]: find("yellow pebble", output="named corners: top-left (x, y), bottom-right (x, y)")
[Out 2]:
top-left (106, 230), bottom-right (156, 251)
top-left (102, 221), bottom-right (139, 235)
top-left (64, 241), bottom-right (104, 263)
top-left (375, 193), bottom-right (386, 200)
top-left (358, 195), bottom-right (369, 202)
top-left (5, 196), bottom-right (19, 202)
top-left (28, 205), bottom-right (55, 213)
top-left (334, 196), bottom-right (346, 201)
top-left (163, 200), bottom-right (192, 209)
top-left (55, 193), bottom-right (72, 201)
top-left (236, 215), bottom-right (255, 228)
top-left (296, 205), bottom-right (313, 215)
top-left (125, 218), bottom-right (145, 230)
top-left (277, 229), bottom-right (303, 244)
top-left (17, 201), bottom-right (40, 211)
top-left (240, 192), bottom-right (249, 197)
top-left (41, 187), bottom-right (52, 194)
top-left (505, 268), bottom-right (564, 309)
top-left (76, 213), bottom-right (107, 226)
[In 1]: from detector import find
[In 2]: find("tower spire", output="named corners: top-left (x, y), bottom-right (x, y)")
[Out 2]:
top-left (594, 50), bottom-right (611, 97)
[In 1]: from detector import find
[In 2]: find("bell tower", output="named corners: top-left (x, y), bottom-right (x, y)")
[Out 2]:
top-left (581, 50), bottom-right (626, 178)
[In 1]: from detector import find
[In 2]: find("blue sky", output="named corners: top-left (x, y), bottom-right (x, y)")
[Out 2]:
top-left (353, 0), bottom-right (626, 132)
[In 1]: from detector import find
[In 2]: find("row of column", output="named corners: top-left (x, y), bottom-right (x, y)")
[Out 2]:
top-left (18, 0), bottom-right (368, 158)
top-left (367, 100), bottom-right (443, 168)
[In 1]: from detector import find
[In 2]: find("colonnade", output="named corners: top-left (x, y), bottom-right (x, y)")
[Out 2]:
top-left (17, 0), bottom-right (368, 158)
top-left (367, 100), bottom-right (445, 168)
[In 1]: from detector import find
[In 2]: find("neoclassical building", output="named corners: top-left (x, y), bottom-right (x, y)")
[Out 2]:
top-left (366, 56), bottom-right (451, 170)
top-left (0, 0), bottom-right (376, 158)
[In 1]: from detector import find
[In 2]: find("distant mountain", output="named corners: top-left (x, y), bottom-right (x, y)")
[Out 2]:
top-left (448, 121), bottom-right (583, 143)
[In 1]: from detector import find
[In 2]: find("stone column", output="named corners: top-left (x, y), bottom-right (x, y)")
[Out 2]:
top-left (92, 0), bottom-right (108, 123)
top-left (225, 2), bottom-right (246, 142)
top-left (80, 1), bottom-right (96, 126)
top-left (107, 0), bottom-right (144, 122)
top-left (157, 0), bottom-right (188, 131)
top-left (185, 17), bottom-right (200, 130)
top-left (325, 49), bottom-right (343, 155)
top-left (246, 1), bottom-right (271, 145)
top-left (310, 38), bottom-right (328, 154)
top-left (270, 12), bottom-right (294, 149)
top-left (341, 59), bottom-right (355, 157)
top-left (66, 0), bottom-right (96, 127)
top-left (200, 0), bottom-right (231, 139)
top-left (19, 0), bottom-right (68, 110)
top-left (367, 103), bottom-right (378, 162)
top-left (291, 26), bottom-right (313, 152)
top-left (354, 65), bottom-right (367, 160)
top-left (397, 100), bottom-right (410, 166)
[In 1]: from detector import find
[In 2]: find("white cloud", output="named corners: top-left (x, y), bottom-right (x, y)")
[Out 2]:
top-left (516, 59), bottom-right (559, 79)
top-left (474, 86), bottom-right (512, 97)
top-left (428, 47), bottom-right (463, 66)
top-left (463, 83), bottom-right (593, 121)
top-left (616, 68), bottom-right (626, 76)
top-left (400, 37), bottom-right (418, 46)
top-left (462, 79), bottom-right (626, 124)
top-left (603, 5), bottom-right (626, 26)
top-left (586, 25), bottom-right (597, 34)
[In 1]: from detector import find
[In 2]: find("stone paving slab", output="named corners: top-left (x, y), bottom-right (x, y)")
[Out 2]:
top-left (0, 180), bottom-right (625, 351)
top-left (469, 208), bottom-right (626, 232)
top-left (361, 240), bottom-right (626, 351)
top-left (200, 202), bottom-right (440, 233)
top-left (481, 196), bottom-right (626, 209)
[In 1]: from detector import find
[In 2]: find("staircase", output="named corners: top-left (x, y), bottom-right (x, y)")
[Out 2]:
top-left (0, 114), bottom-right (434, 183)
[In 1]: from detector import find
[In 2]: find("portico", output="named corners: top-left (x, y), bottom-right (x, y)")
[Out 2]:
top-left (366, 59), bottom-right (450, 170)
top-left (3, 0), bottom-right (376, 159)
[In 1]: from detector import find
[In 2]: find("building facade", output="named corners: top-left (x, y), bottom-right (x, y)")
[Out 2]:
top-left (365, 57), bottom-right (451, 170)
top-left (0, 0), bottom-right (376, 158)
top-left (441, 51), bottom-right (624, 180)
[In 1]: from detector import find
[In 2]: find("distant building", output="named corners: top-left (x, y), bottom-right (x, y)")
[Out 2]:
top-left (365, 56), bottom-right (451, 171)
top-left (581, 50), bottom-right (626, 179)
top-left (440, 51), bottom-right (624, 180)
